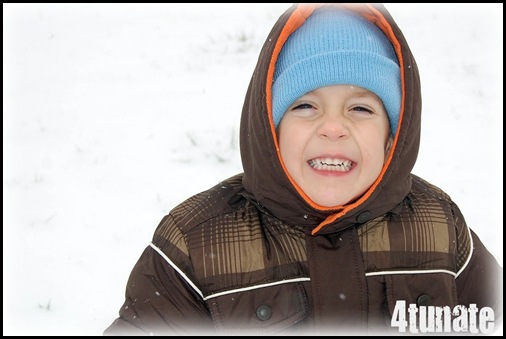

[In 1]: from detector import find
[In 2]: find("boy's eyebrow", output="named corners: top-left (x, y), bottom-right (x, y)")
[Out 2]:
top-left (348, 86), bottom-right (375, 95)
top-left (349, 87), bottom-right (381, 100)
top-left (354, 91), bottom-right (378, 98)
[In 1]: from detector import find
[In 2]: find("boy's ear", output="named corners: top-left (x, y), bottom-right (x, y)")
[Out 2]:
top-left (385, 136), bottom-right (394, 157)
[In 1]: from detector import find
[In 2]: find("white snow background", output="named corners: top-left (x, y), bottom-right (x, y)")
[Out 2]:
top-left (3, 3), bottom-right (503, 336)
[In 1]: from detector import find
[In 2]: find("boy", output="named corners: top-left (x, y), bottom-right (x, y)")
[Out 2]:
top-left (105, 3), bottom-right (502, 335)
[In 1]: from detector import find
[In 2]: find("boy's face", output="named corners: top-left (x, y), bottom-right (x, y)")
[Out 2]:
top-left (278, 85), bottom-right (392, 207)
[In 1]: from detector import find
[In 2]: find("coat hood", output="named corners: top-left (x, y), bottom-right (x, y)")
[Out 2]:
top-left (240, 3), bottom-right (421, 235)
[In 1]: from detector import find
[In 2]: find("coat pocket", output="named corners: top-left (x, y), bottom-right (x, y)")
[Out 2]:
top-left (384, 272), bottom-right (458, 313)
top-left (384, 272), bottom-right (459, 334)
top-left (207, 281), bottom-right (309, 334)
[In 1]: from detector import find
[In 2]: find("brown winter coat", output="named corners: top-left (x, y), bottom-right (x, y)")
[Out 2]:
top-left (104, 3), bottom-right (502, 335)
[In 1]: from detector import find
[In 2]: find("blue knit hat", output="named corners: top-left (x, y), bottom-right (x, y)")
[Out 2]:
top-left (273, 7), bottom-right (401, 135)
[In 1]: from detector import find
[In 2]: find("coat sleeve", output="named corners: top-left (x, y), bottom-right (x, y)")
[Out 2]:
top-left (455, 228), bottom-right (503, 328)
top-left (103, 245), bottom-right (214, 336)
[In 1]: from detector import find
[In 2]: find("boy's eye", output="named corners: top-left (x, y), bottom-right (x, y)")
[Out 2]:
top-left (351, 106), bottom-right (373, 114)
top-left (292, 103), bottom-right (314, 110)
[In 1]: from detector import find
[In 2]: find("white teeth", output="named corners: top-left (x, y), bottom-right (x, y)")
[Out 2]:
top-left (308, 158), bottom-right (353, 172)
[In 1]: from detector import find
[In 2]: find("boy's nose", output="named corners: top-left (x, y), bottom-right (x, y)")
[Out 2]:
top-left (317, 114), bottom-right (349, 141)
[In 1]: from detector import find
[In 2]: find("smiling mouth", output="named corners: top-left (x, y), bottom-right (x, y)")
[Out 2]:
top-left (308, 158), bottom-right (354, 172)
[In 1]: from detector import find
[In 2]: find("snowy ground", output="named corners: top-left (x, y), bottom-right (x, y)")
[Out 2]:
top-left (4, 3), bottom-right (503, 336)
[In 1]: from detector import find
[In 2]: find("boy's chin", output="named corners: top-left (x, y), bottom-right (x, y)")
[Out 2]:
top-left (308, 194), bottom-right (352, 208)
